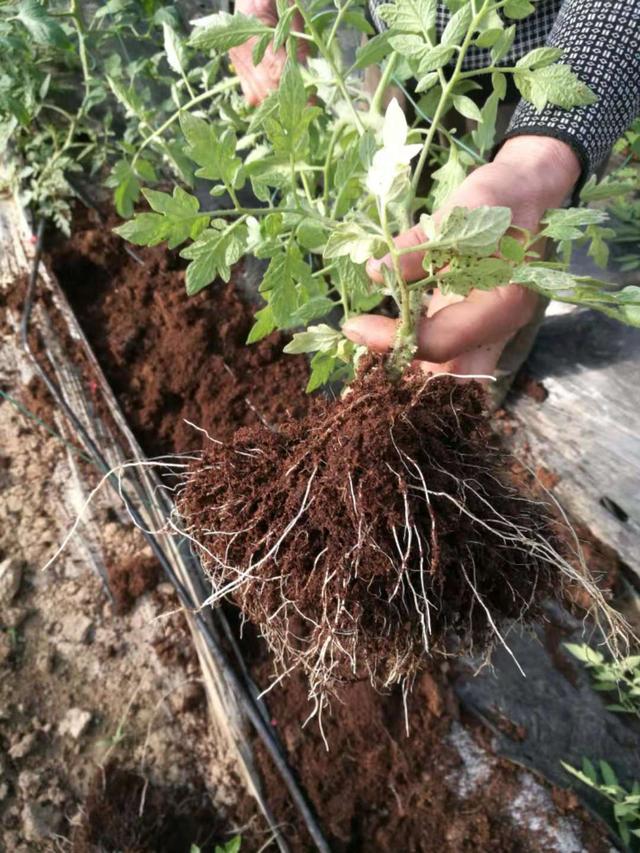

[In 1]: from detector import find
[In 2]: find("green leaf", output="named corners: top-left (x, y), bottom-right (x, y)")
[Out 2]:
top-left (17, 0), bottom-right (70, 48)
top-left (189, 12), bottom-right (270, 52)
top-left (540, 208), bottom-right (609, 241)
top-left (389, 34), bottom-right (425, 57)
top-left (279, 60), bottom-right (306, 134)
top-left (599, 761), bottom-right (619, 788)
top-left (376, 0), bottom-right (437, 35)
top-left (113, 186), bottom-right (207, 250)
top-left (491, 25), bottom-right (515, 64)
top-left (474, 28), bottom-right (503, 48)
top-left (441, 4), bottom-right (472, 47)
top-left (514, 65), bottom-right (598, 112)
top-left (516, 47), bottom-right (564, 70)
top-left (415, 71), bottom-right (439, 93)
top-left (105, 159), bottom-right (158, 219)
top-left (259, 246), bottom-right (313, 327)
top-left (354, 32), bottom-right (393, 70)
top-left (163, 22), bottom-right (187, 76)
top-left (429, 206), bottom-right (512, 256)
top-left (306, 351), bottom-right (337, 393)
top-left (500, 235), bottom-right (525, 263)
top-left (324, 222), bottom-right (385, 264)
top-left (417, 45), bottom-right (455, 74)
top-left (430, 145), bottom-right (467, 210)
top-left (472, 88), bottom-right (500, 154)
top-left (439, 256), bottom-right (513, 296)
top-left (180, 112), bottom-right (243, 189)
top-left (453, 94), bottom-right (482, 123)
top-left (336, 257), bottom-right (383, 313)
top-left (504, 0), bottom-right (535, 19)
top-left (252, 32), bottom-right (271, 66)
top-left (180, 220), bottom-right (249, 293)
top-left (247, 305), bottom-right (276, 343)
top-left (283, 324), bottom-right (342, 355)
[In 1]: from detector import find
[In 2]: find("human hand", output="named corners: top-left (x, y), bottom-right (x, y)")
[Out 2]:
top-left (343, 136), bottom-right (582, 378)
top-left (230, 0), bottom-right (307, 106)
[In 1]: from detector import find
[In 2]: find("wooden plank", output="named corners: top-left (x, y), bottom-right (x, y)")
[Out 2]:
top-left (509, 303), bottom-right (640, 572)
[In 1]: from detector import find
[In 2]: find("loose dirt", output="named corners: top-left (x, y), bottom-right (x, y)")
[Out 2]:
top-left (47, 208), bottom-right (312, 457)
top-left (182, 363), bottom-right (571, 708)
top-left (48, 210), bottom-right (615, 851)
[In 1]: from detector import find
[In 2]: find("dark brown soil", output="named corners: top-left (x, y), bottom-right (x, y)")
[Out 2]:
top-left (107, 553), bottom-right (160, 614)
top-left (48, 207), bottom-right (312, 457)
top-left (182, 362), bottom-right (560, 701)
top-left (47, 210), bottom-right (614, 853)
top-left (71, 762), bottom-right (225, 852)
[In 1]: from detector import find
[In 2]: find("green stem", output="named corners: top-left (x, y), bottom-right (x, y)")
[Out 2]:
top-left (292, 0), bottom-right (365, 135)
top-left (371, 54), bottom-right (398, 115)
top-left (69, 0), bottom-right (91, 101)
top-left (326, 0), bottom-right (357, 49)
top-left (323, 120), bottom-right (347, 207)
top-left (411, 0), bottom-right (490, 194)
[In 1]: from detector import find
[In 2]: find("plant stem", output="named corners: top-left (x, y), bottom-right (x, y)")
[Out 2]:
top-left (411, 0), bottom-right (490, 194)
top-left (371, 54), bottom-right (398, 115)
top-left (292, 0), bottom-right (365, 135)
top-left (323, 120), bottom-right (347, 206)
top-left (326, 0), bottom-right (357, 49)
top-left (69, 0), bottom-right (91, 101)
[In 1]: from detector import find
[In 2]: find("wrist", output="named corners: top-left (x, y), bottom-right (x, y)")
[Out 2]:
top-left (494, 135), bottom-right (582, 211)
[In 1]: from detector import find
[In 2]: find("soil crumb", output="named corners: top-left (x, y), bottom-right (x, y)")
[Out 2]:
top-left (107, 552), bottom-right (160, 614)
top-left (182, 362), bottom-right (574, 706)
top-left (49, 208), bottom-right (312, 457)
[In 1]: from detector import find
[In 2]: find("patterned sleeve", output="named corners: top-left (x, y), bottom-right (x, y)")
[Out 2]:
top-left (504, 0), bottom-right (640, 184)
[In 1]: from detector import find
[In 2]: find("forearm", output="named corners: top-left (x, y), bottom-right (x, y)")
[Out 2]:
top-left (505, 0), bottom-right (640, 188)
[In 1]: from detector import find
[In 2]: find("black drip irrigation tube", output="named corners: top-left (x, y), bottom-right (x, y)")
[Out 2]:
top-left (20, 220), bottom-right (332, 853)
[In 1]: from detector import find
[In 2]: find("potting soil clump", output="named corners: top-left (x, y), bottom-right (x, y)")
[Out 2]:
top-left (180, 364), bottom-right (595, 715)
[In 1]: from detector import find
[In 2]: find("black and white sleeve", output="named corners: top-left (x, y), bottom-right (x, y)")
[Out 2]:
top-left (504, 0), bottom-right (640, 185)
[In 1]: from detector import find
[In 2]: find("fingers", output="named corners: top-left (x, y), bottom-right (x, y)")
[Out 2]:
top-left (230, 40), bottom-right (287, 105)
top-left (343, 285), bottom-right (539, 365)
top-left (366, 224), bottom-right (429, 284)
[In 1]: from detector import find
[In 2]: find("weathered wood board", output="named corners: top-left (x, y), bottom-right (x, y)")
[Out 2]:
top-left (509, 300), bottom-right (640, 573)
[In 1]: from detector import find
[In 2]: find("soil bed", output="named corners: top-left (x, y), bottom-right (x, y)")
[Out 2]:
top-left (50, 208), bottom-right (614, 851)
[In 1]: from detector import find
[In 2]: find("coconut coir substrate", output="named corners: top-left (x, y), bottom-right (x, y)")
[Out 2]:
top-left (181, 363), bottom-right (565, 707)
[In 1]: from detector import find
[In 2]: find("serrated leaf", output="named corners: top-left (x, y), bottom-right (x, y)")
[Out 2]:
top-left (417, 45), bottom-right (455, 74)
top-left (515, 64), bottom-right (598, 112)
top-left (180, 221), bottom-right (248, 293)
top-left (389, 34), bottom-right (425, 56)
top-left (247, 305), bottom-right (276, 343)
top-left (540, 208), bottom-right (609, 241)
top-left (252, 32), bottom-right (271, 66)
top-left (114, 186), bottom-right (208, 249)
top-left (180, 112), bottom-right (243, 189)
top-left (283, 324), bottom-right (342, 354)
top-left (163, 23), bottom-right (186, 76)
top-left (336, 257), bottom-right (383, 313)
top-left (441, 4), bottom-right (472, 47)
top-left (377, 0), bottom-right (436, 35)
top-left (354, 32), bottom-right (393, 69)
top-left (504, 0), bottom-right (535, 19)
top-left (324, 222), bottom-right (385, 264)
top-left (17, 0), bottom-right (70, 48)
top-left (306, 350), bottom-right (337, 392)
top-left (190, 12), bottom-right (270, 52)
top-left (516, 47), bottom-right (564, 70)
top-left (431, 206), bottom-right (512, 255)
top-left (439, 256), bottom-right (513, 296)
top-left (430, 145), bottom-right (467, 210)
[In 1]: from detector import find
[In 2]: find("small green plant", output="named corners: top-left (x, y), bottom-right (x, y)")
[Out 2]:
top-left (0, 0), bottom-right (211, 230)
top-left (562, 759), bottom-right (640, 849)
top-left (565, 642), bottom-right (640, 715)
top-left (117, 0), bottom-right (640, 389)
